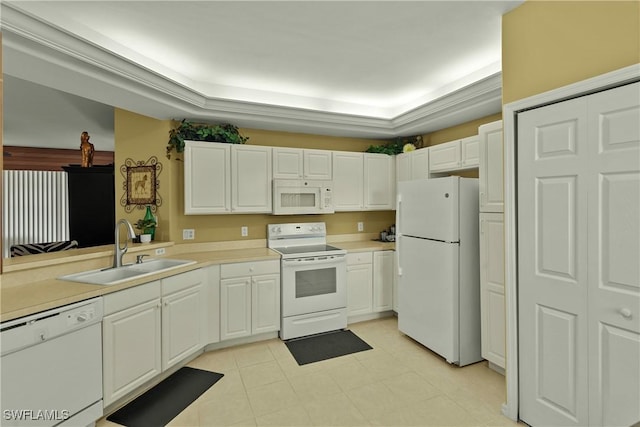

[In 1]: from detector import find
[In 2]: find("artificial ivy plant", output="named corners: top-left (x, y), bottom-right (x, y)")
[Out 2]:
top-left (166, 119), bottom-right (249, 159)
top-left (365, 135), bottom-right (423, 155)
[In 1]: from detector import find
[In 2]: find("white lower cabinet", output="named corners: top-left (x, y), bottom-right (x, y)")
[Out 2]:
top-left (220, 260), bottom-right (280, 340)
top-left (479, 213), bottom-right (505, 369)
top-left (347, 250), bottom-right (394, 319)
top-left (102, 268), bottom-right (210, 407)
top-left (347, 252), bottom-right (373, 317)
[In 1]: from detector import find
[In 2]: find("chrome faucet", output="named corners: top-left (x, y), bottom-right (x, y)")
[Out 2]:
top-left (113, 219), bottom-right (136, 269)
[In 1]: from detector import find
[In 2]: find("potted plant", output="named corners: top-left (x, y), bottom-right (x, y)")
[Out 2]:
top-left (166, 119), bottom-right (249, 159)
top-left (135, 217), bottom-right (157, 241)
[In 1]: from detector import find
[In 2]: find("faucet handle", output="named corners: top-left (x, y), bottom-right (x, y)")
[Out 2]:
top-left (136, 254), bottom-right (151, 264)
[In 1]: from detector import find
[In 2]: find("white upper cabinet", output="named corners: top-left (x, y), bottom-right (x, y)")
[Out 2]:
top-left (184, 141), bottom-right (231, 214)
top-left (478, 120), bottom-right (504, 212)
top-left (364, 153), bottom-right (395, 210)
top-left (460, 135), bottom-right (480, 168)
top-left (273, 147), bottom-right (332, 180)
top-left (332, 151), bottom-right (364, 211)
top-left (429, 135), bottom-right (480, 173)
top-left (396, 148), bottom-right (430, 182)
top-left (231, 145), bottom-right (272, 213)
top-left (272, 147), bottom-right (304, 179)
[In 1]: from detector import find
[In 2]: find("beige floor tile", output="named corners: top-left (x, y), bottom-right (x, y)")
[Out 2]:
top-left (345, 381), bottom-right (406, 420)
top-left (255, 405), bottom-right (313, 426)
top-left (266, 337), bottom-right (294, 360)
top-left (381, 371), bottom-right (441, 405)
top-left (197, 369), bottom-right (245, 403)
top-left (239, 360), bottom-right (286, 389)
top-left (370, 394), bottom-right (479, 426)
top-left (199, 390), bottom-right (254, 426)
top-left (303, 392), bottom-right (370, 426)
top-left (188, 348), bottom-right (238, 372)
top-left (95, 417), bottom-right (122, 427)
top-left (276, 353), bottom-right (326, 378)
top-left (287, 370), bottom-right (343, 400)
top-left (357, 351), bottom-right (413, 380)
top-left (233, 342), bottom-right (276, 368)
top-left (246, 379), bottom-right (301, 417)
top-left (324, 358), bottom-right (379, 391)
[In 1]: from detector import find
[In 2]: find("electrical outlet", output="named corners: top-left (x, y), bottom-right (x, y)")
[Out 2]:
top-left (155, 248), bottom-right (166, 256)
top-left (183, 229), bottom-right (195, 240)
top-left (241, 226), bottom-right (248, 237)
top-left (357, 222), bottom-right (364, 232)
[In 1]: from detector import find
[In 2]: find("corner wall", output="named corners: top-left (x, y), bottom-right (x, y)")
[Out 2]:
top-left (502, 0), bottom-right (640, 104)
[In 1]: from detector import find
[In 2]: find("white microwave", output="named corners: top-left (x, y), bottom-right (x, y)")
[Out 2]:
top-left (272, 179), bottom-right (334, 215)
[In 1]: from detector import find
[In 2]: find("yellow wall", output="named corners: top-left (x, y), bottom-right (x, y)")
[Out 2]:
top-left (115, 110), bottom-right (395, 243)
top-left (502, 0), bottom-right (640, 104)
top-left (422, 112), bottom-right (502, 146)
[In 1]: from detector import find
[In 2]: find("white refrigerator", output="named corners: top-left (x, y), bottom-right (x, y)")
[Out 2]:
top-left (396, 176), bottom-right (482, 366)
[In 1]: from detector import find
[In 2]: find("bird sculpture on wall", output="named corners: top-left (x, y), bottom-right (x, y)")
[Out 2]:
top-left (80, 131), bottom-right (95, 167)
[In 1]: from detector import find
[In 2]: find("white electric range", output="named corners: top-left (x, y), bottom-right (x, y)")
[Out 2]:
top-left (268, 222), bottom-right (347, 340)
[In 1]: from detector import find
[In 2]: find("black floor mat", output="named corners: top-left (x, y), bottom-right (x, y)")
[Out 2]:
top-left (107, 367), bottom-right (223, 427)
top-left (285, 329), bottom-right (372, 365)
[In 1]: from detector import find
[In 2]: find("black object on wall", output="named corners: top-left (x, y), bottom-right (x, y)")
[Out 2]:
top-left (63, 165), bottom-right (115, 248)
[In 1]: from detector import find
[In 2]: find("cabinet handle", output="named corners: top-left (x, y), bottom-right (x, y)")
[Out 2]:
top-left (480, 192), bottom-right (485, 207)
top-left (156, 303), bottom-right (161, 309)
top-left (164, 301), bottom-right (169, 307)
top-left (619, 308), bottom-right (632, 319)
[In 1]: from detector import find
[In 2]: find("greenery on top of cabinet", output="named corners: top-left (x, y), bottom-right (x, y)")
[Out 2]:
top-left (365, 135), bottom-right (423, 155)
top-left (167, 119), bottom-right (249, 159)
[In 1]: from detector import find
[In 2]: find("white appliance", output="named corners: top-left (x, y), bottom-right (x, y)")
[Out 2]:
top-left (1, 297), bottom-right (104, 426)
top-left (272, 179), bottom-right (334, 215)
top-left (396, 176), bottom-right (482, 366)
top-left (268, 222), bottom-right (347, 339)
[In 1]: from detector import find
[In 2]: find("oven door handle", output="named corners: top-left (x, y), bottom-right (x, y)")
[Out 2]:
top-left (282, 255), bottom-right (345, 266)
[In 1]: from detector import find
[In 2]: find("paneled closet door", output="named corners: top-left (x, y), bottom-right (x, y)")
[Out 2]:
top-left (586, 82), bottom-right (640, 427)
top-left (518, 97), bottom-right (589, 427)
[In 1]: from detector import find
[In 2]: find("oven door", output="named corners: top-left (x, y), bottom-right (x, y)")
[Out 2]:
top-left (281, 254), bottom-right (346, 317)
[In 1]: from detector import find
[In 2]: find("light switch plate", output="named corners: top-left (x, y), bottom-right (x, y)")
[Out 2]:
top-left (241, 226), bottom-right (248, 237)
top-left (183, 229), bottom-right (195, 240)
top-left (357, 222), bottom-right (364, 232)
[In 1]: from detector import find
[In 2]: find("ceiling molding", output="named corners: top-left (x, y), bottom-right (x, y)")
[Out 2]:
top-left (1, 2), bottom-right (502, 139)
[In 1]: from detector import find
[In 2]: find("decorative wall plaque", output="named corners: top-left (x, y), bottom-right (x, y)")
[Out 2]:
top-left (120, 156), bottom-right (163, 213)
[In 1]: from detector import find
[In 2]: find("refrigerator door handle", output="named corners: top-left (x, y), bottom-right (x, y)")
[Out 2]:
top-left (396, 194), bottom-right (402, 276)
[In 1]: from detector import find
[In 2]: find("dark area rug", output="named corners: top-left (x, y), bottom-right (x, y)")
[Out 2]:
top-left (107, 366), bottom-right (223, 427)
top-left (285, 329), bottom-right (372, 365)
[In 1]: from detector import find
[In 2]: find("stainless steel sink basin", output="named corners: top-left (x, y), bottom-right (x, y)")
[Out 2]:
top-left (59, 258), bottom-right (196, 285)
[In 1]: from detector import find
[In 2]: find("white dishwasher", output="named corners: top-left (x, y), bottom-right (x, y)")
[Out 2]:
top-left (1, 297), bottom-right (104, 427)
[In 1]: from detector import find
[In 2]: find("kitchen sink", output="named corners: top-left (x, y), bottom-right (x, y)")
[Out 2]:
top-left (58, 258), bottom-right (196, 285)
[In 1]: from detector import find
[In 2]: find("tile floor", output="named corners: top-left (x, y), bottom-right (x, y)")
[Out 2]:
top-left (99, 316), bottom-right (520, 426)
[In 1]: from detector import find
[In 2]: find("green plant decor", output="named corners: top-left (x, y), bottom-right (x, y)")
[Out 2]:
top-left (166, 119), bottom-right (249, 159)
top-left (135, 218), bottom-right (157, 234)
top-left (365, 135), bottom-right (423, 155)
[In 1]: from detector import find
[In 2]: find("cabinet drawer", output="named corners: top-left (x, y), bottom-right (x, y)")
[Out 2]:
top-left (103, 280), bottom-right (161, 315)
top-left (221, 260), bottom-right (280, 278)
top-left (347, 252), bottom-right (373, 265)
top-left (161, 268), bottom-right (204, 296)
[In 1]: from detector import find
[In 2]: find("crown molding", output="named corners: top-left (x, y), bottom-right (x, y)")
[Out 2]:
top-left (1, 3), bottom-right (502, 139)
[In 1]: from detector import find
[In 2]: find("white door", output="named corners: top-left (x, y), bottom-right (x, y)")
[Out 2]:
top-left (332, 151), bottom-right (364, 211)
top-left (396, 152), bottom-right (411, 182)
top-left (102, 299), bottom-right (161, 406)
top-left (480, 212), bottom-right (505, 369)
top-left (373, 250), bottom-right (394, 312)
top-left (518, 96), bottom-right (589, 426)
top-left (429, 140), bottom-right (461, 172)
top-left (251, 273), bottom-right (280, 334)
top-left (410, 148), bottom-right (430, 180)
top-left (231, 145), bottom-right (272, 213)
top-left (586, 82), bottom-right (640, 426)
top-left (460, 135), bottom-right (480, 168)
top-left (364, 153), bottom-right (394, 210)
top-left (518, 81), bottom-right (640, 426)
top-left (161, 285), bottom-right (202, 370)
top-left (347, 263), bottom-right (373, 317)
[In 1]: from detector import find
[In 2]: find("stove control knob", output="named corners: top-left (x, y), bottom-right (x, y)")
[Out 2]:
top-left (271, 226), bottom-right (281, 234)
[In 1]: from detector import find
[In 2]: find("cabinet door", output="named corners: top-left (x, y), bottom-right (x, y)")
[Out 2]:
top-left (347, 263), bottom-right (373, 317)
top-left (231, 145), bottom-right (272, 213)
top-left (479, 121), bottom-right (504, 212)
top-left (373, 251), bottom-right (394, 312)
top-left (429, 140), bottom-right (461, 172)
top-left (461, 135), bottom-right (480, 168)
top-left (333, 151), bottom-right (364, 211)
top-left (161, 285), bottom-right (202, 371)
top-left (184, 141), bottom-right (231, 214)
top-left (303, 149), bottom-right (332, 180)
top-left (396, 152), bottom-right (411, 183)
top-left (364, 153), bottom-right (395, 210)
top-left (410, 149), bottom-right (430, 180)
top-left (273, 147), bottom-right (303, 179)
top-left (220, 277), bottom-right (252, 340)
top-left (103, 299), bottom-right (161, 406)
top-left (251, 273), bottom-right (280, 334)
top-left (480, 213), bottom-right (505, 368)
